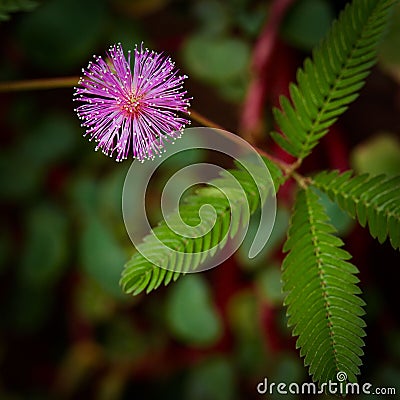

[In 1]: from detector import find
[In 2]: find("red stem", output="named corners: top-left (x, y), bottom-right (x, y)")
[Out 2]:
top-left (240, 0), bottom-right (295, 142)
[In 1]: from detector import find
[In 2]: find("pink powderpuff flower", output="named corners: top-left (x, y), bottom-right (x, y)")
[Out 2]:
top-left (73, 43), bottom-right (191, 162)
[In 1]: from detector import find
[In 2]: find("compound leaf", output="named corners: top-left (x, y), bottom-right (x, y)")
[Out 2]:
top-left (313, 170), bottom-right (400, 249)
top-left (272, 0), bottom-right (397, 161)
top-left (282, 187), bottom-right (366, 384)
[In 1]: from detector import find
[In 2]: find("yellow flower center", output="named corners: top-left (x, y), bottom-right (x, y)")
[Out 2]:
top-left (121, 94), bottom-right (143, 117)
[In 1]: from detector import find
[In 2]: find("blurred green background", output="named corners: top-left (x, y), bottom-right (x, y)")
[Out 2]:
top-left (0, 0), bottom-right (399, 399)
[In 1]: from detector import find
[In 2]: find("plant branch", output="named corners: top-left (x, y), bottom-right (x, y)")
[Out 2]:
top-left (240, 0), bottom-right (295, 142)
top-left (0, 76), bottom-right (80, 92)
top-left (0, 75), bottom-right (309, 187)
top-left (188, 109), bottom-right (225, 130)
top-left (189, 109), bottom-right (310, 188)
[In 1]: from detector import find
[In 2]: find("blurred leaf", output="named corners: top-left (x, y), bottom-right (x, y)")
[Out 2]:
top-left (166, 275), bottom-right (222, 345)
top-left (19, 203), bottom-right (68, 288)
top-left (272, 354), bottom-right (305, 384)
top-left (159, 143), bottom-right (206, 171)
top-left (69, 175), bottom-right (99, 218)
top-left (235, 4), bottom-right (267, 37)
top-left (0, 148), bottom-right (44, 200)
top-left (281, 0), bottom-right (334, 51)
top-left (16, 0), bottom-right (106, 72)
top-left (351, 133), bottom-right (400, 176)
top-left (269, 355), bottom-right (305, 400)
top-left (80, 216), bottom-right (126, 298)
top-left (0, 111), bottom-right (77, 200)
top-left (193, 0), bottom-right (231, 36)
top-left (256, 265), bottom-right (284, 305)
top-left (316, 190), bottom-right (354, 236)
top-left (21, 112), bottom-right (78, 165)
top-left (227, 290), bottom-right (266, 374)
top-left (102, 317), bottom-right (148, 362)
top-left (155, 146), bottom-right (207, 221)
top-left (216, 75), bottom-right (248, 103)
top-left (75, 278), bottom-right (117, 322)
top-left (237, 207), bottom-right (289, 269)
top-left (185, 357), bottom-right (237, 400)
top-left (183, 34), bottom-right (250, 84)
top-left (0, 0), bottom-right (38, 21)
top-left (379, 2), bottom-right (400, 80)
top-left (228, 290), bottom-right (258, 339)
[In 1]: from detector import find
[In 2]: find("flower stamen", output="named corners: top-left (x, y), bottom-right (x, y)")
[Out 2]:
top-left (74, 43), bottom-right (191, 162)
top-left (120, 94), bottom-right (143, 117)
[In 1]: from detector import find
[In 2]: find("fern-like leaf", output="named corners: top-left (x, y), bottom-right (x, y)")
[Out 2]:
top-left (120, 158), bottom-right (282, 295)
top-left (282, 187), bottom-right (366, 384)
top-left (313, 170), bottom-right (400, 249)
top-left (271, 0), bottom-right (396, 160)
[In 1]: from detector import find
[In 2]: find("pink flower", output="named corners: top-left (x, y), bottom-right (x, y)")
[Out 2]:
top-left (74, 43), bottom-right (191, 162)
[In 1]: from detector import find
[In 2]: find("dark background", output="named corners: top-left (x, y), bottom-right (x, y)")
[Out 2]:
top-left (0, 0), bottom-right (399, 398)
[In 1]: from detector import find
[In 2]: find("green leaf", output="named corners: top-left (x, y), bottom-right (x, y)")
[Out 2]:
top-left (281, 0), bottom-right (334, 51)
top-left (121, 158), bottom-right (281, 295)
top-left (256, 265), bottom-right (285, 305)
top-left (315, 190), bottom-right (354, 235)
top-left (185, 357), bottom-right (237, 400)
top-left (193, 0), bottom-right (231, 36)
top-left (282, 188), bottom-right (366, 384)
top-left (378, 2), bottom-right (400, 75)
top-left (234, 3), bottom-right (267, 37)
top-left (313, 170), bottom-right (400, 249)
top-left (165, 275), bottom-right (222, 345)
top-left (272, 0), bottom-right (397, 160)
top-left (216, 74), bottom-right (249, 103)
top-left (351, 133), bottom-right (400, 176)
top-left (69, 175), bottom-right (99, 219)
top-left (182, 34), bottom-right (251, 84)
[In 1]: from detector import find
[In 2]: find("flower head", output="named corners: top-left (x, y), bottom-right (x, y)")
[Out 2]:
top-left (74, 43), bottom-right (191, 162)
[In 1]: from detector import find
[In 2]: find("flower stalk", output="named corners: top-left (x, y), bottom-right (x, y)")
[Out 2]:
top-left (0, 57), bottom-right (308, 183)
